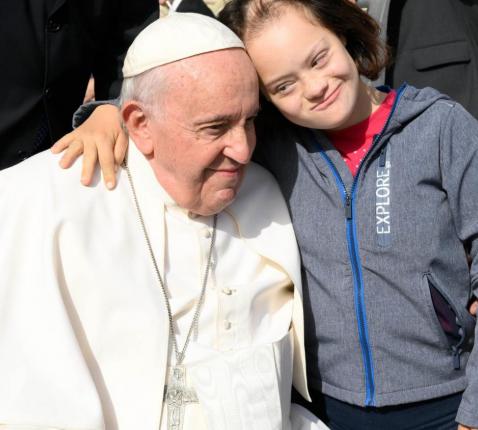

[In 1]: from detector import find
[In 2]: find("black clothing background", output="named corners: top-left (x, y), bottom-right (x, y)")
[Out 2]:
top-left (177, 0), bottom-right (214, 18)
top-left (0, 0), bottom-right (213, 170)
top-left (386, 0), bottom-right (478, 119)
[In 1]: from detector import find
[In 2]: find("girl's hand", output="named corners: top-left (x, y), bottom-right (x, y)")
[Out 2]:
top-left (51, 104), bottom-right (127, 190)
top-left (469, 300), bottom-right (478, 316)
top-left (458, 425), bottom-right (478, 430)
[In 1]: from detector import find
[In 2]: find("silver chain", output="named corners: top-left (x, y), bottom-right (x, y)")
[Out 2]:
top-left (124, 162), bottom-right (217, 366)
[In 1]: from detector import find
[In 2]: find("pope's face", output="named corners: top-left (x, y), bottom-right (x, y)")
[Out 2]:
top-left (147, 49), bottom-right (259, 216)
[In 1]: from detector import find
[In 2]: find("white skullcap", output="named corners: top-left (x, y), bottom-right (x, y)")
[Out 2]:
top-left (122, 12), bottom-right (245, 78)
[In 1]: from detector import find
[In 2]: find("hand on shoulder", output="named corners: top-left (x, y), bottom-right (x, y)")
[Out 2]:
top-left (51, 104), bottom-right (127, 190)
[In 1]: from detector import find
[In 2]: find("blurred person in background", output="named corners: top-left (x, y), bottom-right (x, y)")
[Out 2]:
top-left (360, 0), bottom-right (478, 119)
top-left (159, 0), bottom-right (214, 16)
top-left (203, 0), bottom-right (228, 16)
top-left (0, 0), bottom-right (212, 171)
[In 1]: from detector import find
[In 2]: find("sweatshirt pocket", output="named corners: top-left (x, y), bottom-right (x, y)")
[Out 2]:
top-left (423, 272), bottom-right (476, 370)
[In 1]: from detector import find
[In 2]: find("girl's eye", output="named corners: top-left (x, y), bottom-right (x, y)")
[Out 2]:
top-left (312, 51), bottom-right (328, 68)
top-left (275, 82), bottom-right (295, 95)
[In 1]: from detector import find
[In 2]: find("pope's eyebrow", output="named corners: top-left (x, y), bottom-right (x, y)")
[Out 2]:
top-left (194, 114), bottom-right (235, 126)
top-left (194, 108), bottom-right (260, 126)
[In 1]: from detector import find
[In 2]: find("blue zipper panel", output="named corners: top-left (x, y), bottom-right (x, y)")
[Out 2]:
top-left (316, 148), bottom-right (376, 406)
top-left (309, 84), bottom-right (407, 406)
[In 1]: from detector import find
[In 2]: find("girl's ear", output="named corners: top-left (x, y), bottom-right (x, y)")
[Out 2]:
top-left (121, 101), bottom-right (154, 156)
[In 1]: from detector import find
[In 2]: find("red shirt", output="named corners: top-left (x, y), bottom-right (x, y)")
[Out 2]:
top-left (327, 90), bottom-right (396, 177)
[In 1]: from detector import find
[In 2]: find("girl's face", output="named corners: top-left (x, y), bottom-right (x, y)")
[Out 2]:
top-left (245, 5), bottom-right (366, 130)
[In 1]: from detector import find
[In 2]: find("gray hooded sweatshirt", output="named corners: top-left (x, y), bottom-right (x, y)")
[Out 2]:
top-left (255, 85), bottom-right (478, 427)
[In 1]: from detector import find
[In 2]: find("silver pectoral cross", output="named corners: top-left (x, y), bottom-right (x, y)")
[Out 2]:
top-left (164, 366), bottom-right (199, 430)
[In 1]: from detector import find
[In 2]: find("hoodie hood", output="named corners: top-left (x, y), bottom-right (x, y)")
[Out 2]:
top-left (381, 84), bottom-right (451, 137)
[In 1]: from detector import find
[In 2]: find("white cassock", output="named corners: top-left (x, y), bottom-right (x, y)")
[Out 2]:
top-left (0, 142), bottom-right (328, 430)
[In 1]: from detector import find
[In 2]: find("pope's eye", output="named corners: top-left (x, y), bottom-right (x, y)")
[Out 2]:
top-left (202, 123), bottom-right (229, 137)
top-left (245, 116), bottom-right (256, 127)
top-left (208, 124), bottom-right (224, 130)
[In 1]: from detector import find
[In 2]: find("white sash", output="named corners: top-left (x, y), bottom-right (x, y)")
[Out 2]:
top-left (188, 331), bottom-right (329, 430)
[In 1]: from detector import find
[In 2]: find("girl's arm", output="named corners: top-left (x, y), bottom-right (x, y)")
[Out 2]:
top-left (440, 102), bottom-right (478, 430)
top-left (51, 103), bottom-right (127, 190)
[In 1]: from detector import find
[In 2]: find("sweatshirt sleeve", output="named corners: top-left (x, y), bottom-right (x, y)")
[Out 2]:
top-left (439, 102), bottom-right (478, 427)
top-left (72, 99), bottom-right (119, 129)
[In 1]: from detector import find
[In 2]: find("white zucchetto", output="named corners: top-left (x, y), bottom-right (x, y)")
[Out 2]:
top-left (122, 12), bottom-right (245, 78)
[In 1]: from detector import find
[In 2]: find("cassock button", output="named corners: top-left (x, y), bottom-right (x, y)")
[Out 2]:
top-left (44, 87), bottom-right (52, 99)
top-left (202, 228), bottom-right (211, 239)
top-left (222, 287), bottom-right (233, 295)
top-left (46, 19), bottom-right (62, 32)
top-left (223, 320), bottom-right (232, 330)
top-left (17, 149), bottom-right (28, 161)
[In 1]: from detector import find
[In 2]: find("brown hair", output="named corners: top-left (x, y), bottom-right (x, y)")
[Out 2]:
top-left (219, 0), bottom-right (389, 81)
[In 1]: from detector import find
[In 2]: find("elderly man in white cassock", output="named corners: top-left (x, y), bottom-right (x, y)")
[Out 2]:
top-left (0, 12), bottom-right (328, 430)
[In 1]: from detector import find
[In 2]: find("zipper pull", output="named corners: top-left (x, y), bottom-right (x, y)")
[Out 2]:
top-left (452, 346), bottom-right (461, 370)
top-left (379, 146), bottom-right (387, 168)
top-left (344, 194), bottom-right (352, 219)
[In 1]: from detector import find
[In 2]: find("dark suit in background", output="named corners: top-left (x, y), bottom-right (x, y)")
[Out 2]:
top-left (0, 0), bottom-right (213, 170)
top-left (169, 0), bottom-right (215, 17)
top-left (385, 0), bottom-right (478, 119)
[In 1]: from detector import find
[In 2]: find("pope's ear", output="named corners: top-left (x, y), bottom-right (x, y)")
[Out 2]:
top-left (121, 101), bottom-right (154, 156)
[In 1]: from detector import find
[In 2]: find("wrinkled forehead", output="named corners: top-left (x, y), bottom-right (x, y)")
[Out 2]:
top-left (165, 48), bottom-right (255, 81)
top-left (158, 49), bottom-right (259, 121)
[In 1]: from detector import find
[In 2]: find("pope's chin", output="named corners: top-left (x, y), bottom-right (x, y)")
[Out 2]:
top-left (198, 178), bottom-right (244, 216)
top-left (193, 189), bottom-right (236, 217)
top-left (210, 184), bottom-right (243, 214)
